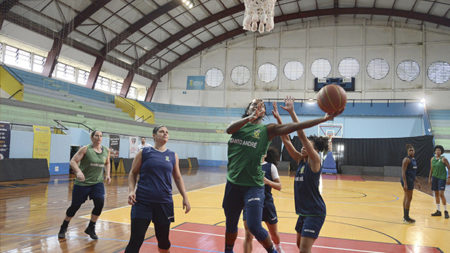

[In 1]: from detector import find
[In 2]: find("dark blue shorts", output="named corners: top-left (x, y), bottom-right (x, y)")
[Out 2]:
top-left (243, 200), bottom-right (278, 224)
top-left (222, 181), bottom-right (265, 233)
top-left (131, 202), bottom-right (174, 224)
top-left (431, 177), bottom-right (446, 191)
top-left (400, 175), bottom-right (415, 190)
top-left (295, 215), bottom-right (325, 239)
top-left (71, 183), bottom-right (105, 206)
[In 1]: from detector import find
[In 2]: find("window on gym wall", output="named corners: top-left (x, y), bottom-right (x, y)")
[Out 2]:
top-left (367, 58), bottom-right (389, 80)
top-left (397, 60), bottom-right (420, 82)
top-left (32, 55), bottom-right (46, 73)
top-left (96, 76), bottom-right (110, 92)
top-left (5, 45), bottom-right (31, 70)
top-left (110, 80), bottom-right (122, 95)
top-left (428, 61), bottom-right (450, 84)
top-left (338, 58), bottom-right (359, 78)
top-left (55, 63), bottom-right (75, 82)
top-left (127, 86), bottom-right (137, 99)
top-left (231, 65), bottom-right (250, 86)
top-left (78, 70), bottom-right (89, 85)
top-left (205, 67), bottom-right (224, 87)
top-left (284, 61), bottom-right (304, 81)
top-left (0, 43), bottom-right (3, 64)
top-left (311, 59), bottom-right (331, 78)
top-left (258, 63), bottom-right (277, 83)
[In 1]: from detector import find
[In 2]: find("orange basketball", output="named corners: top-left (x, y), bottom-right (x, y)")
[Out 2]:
top-left (316, 84), bottom-right (347, 114)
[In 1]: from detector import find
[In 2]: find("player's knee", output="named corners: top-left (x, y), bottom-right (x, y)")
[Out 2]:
top-left (92, 198), bottom-right (104, 216)
top-left (246, 220), bottom-right (267, 241)
top-left (66, 204), bottom-right (81, 217)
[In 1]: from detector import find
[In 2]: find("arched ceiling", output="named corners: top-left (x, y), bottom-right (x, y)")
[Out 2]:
top-left (1, 0), bottom-right (449, 101)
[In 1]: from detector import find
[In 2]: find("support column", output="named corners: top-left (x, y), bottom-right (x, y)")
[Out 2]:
top-left (42, 38), bottom-right (63, 77)
top-left (120, 71), bottom-right (135, 97)
top-left (145, 79), bottom-right (159, 102)
top-left (86, 56), bottom-right (104, 89)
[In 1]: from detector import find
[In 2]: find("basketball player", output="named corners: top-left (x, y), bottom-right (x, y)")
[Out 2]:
top-left (58, 130), bottom-right (111, 240)
top-left (125, 125), bottom-right (191, 253)
top-left (223, 98), bottom-right (337, 253)
top-left (401, 144), bottom-right (417, 223)
top-left (272, 97), bottom-right (329, 253)
top-left (243, 147), bottom-right (285, 253)
top-left (429, 145), bottom-right (450, 219)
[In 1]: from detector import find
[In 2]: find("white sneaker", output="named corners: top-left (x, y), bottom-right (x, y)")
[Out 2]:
top-left (275, 244), bottom-right (285, 253)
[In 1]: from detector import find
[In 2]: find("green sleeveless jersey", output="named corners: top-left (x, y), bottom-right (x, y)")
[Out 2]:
top-left (75, 144), bottom-right (108, 186)
top-left (227, 123), bottom-right (271, 187)
top-left (431, 156), bottom-right (448, 180)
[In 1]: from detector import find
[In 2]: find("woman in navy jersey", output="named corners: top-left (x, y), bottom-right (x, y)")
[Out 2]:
top-left (401, 144), bottom-right (417, 223)
top-left (273, 97), bottom-right (330, 253)
top-left (125, 126), bottom-right (191, 253)
top-left (243, 147), bottom-right (285, 253)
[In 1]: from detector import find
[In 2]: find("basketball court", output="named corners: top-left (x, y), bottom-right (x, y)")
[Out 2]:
top-left (0, 169), bottom-right (448, 252)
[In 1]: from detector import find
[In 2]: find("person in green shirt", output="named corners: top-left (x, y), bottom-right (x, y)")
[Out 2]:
top-left (223, 98), bottom-right (339, 253)
top-left (429, 145), bottom-right (450, 219)
top-left (58, 130), bottom-right (111, 239)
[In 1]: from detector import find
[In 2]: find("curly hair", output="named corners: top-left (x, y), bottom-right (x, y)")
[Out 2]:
top-left (434, 145), bottom-right (445, 154)
top-left (307, 135), bottom-right (329, 153)
top-left (264, 146), bottom-right (280, 166)
top-left (242, 99), bottom-right (267, 118)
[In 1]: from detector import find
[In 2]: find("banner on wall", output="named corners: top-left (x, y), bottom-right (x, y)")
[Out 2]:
top-left (186, 76), bottom-right (205, 90)
top-left (129, 136), bottom-right (139, 158)
top-left (0, 122), bottom-right (11, 160)
top-left (33, 125), bottom-right (51, 166)
top-left (109, 135), bottom-right (120, 158)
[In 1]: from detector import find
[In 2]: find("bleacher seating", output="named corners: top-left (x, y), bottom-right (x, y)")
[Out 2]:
top-left (429, 110), bottom-right (450, 150)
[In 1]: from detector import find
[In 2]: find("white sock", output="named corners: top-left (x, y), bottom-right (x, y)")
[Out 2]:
top-left (437, 204), bottom-right (441, 211)
top-left (444, 205), bottom-right (447, 211)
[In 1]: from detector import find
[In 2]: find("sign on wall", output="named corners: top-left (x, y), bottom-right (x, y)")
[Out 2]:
top-left (0, 122), bottom-right (11, 159)
top-left (109, 135), bottom-right (120, 158)
top-left (33, 125), bottom-right (51, 165)
top-left (129, 136), bottom-right (139, 158)
top-left (186, 76), bottom-right (205, 90)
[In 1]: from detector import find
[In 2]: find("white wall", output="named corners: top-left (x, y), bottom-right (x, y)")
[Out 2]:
top-left (153, 21), bottom-right (450, 109)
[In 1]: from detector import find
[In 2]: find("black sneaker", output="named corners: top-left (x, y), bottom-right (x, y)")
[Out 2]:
top-left (84, 226), bottom-right (98, 240)
top-left (403, 217), bottom-right (416, 224)
top-left (58, 226), bottom-right (67, 239)
top-left (445, 211), bottom-right (449, 219)
top-left (431, 210), bottom-right (442, 216)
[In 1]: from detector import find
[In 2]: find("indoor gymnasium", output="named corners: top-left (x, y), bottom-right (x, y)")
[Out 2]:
top-left (0, 0), bottom-right (450, 252)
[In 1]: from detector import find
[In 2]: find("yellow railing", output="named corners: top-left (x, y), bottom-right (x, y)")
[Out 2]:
top-left (114, 96), bottom-right (154, 124)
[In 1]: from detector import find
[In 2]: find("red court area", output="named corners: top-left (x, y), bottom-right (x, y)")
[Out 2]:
top-left (119, 223), bottom-right (440, 253)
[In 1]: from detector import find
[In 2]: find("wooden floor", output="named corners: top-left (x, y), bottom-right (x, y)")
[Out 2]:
top-left (0, 167), bottom-right (449, 253)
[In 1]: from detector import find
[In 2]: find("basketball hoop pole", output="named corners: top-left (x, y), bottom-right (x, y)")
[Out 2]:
top-left (243, 0), bottom-right (276, 34)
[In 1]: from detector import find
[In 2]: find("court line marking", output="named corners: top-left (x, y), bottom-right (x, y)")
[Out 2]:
top-left (169, 228), bottom-right (386, 253)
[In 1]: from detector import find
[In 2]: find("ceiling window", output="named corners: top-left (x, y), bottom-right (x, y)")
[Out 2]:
top-left (428, 61), bottom-right (450, 84)
top-left (111, 80), bottom-right (122, 95)
top-left (205, 67), bottom-right (224, 87)
top-left (311, 59), bottom-right (331, 78)
top-left (338, 58), bottom-right (360, 78)
top-left (126, 86), bottom-right (137, 99)
top-left (367, 58), bottom-right (389, 80)
top-left (78, 70), bottom-right (89, 85)
top-left (231, 65), bottom-right (250, 86)
top-left (96, 76), bottom-right (110, 92)
top-left (258, 63), bottom-right (277, 83)
top-left (284, 61), bottom-right (304, 81)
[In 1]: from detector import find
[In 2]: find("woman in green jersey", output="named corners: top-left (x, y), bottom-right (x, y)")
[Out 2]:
top-left (429, 145), bottom-right (450, 219)
top-left (58, 130), bottom-right (111, 239)
top-left (223, 98), bottom-right (338, 253)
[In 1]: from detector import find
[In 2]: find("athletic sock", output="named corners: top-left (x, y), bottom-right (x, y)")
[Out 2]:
top-left (403, 208), bottom-right (409, 218)
top-left (444, 205), bottom-right (447, 211)
top-left (437, 204), bottom-right (441, 211)
top-left (88, 221), bottom-right (96, 228)
top-left (61, 220), bottom-right (69, 228)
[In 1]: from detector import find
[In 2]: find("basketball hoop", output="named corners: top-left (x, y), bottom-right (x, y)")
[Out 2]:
top-left (243, 0), bottom-right (276, 34)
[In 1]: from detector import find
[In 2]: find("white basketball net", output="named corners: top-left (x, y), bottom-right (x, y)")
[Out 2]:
top-left (243, 0), bottom-right (276, 34)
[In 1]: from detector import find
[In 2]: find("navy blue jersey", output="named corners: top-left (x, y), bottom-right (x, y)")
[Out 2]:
top-left (294, 160), bottom-right (326, 216)
top-left (136, 147), bottom-right (176, 204)
top-left (405, 156), bottom-right (417, 178)
top-left (262, 162), bottom-right (274, 205)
